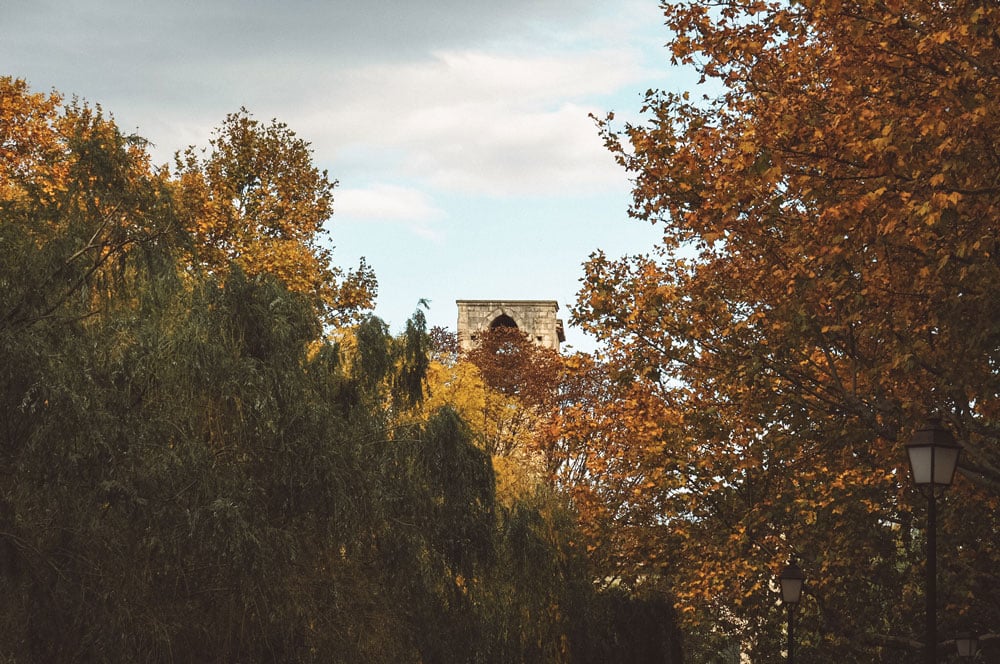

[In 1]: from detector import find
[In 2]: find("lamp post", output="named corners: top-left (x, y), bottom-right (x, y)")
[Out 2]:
top-left (906, 417), bottom-right (961, 664)
top-left (779, 560), bottom-right (805, 663)
top-left (955, 632), bottom-right (979, 658)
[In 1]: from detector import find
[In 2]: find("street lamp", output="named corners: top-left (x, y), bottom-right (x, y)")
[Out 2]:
top-left (779, 560), bottom-right (805, 663)
top-left (956, 632), bottom-right (979, 658)
top-left (906, 417), bottom-right (961, 664)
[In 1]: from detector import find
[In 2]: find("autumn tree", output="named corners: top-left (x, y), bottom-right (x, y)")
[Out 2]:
top-left (0, 78), bottom-right (65, 201)
top-left (1, 79), bottom-right (684, 663)
top-left (463, 326), bottom-right (562, 456)
top-left (418, 325), bottom-right (687, 661)
top-left (1, 77), bottom-right (181, 333)
top-left (573, 1), bottom-right (1000, 661)
top-left (174, 108), bottom-right (376, 325)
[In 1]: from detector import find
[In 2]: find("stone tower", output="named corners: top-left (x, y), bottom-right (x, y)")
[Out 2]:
top-left (456, 300), bottom-right (565, 352)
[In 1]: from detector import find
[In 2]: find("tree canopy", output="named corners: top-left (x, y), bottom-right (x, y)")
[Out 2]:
top-left (0, 76), bottom-right (683, 663)
top-left (174, 108), bottom-right (377, 326)
top-left (572, 1), bottom-right (1000, 661)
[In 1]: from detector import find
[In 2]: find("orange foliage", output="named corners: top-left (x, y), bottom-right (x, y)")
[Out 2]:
top-left (572, 0), bottom-right (1000, 656)
top-left (173, 109), bottom-right (375, 325)
top-left (2, 79), bottom-right (373, 329)
top-left (0, 78), bottom-right (66, 200)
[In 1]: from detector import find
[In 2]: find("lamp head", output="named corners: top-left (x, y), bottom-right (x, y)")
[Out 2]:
top-left (779, 560), bottom-right (805, 605)
top-left (906, 417), bottom-right (960, 487)
top-left (956, 632), bottom-right (979, 658)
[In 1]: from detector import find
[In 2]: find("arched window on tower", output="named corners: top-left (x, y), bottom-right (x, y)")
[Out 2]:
top-left (489, 314), bottom-right (518, 330)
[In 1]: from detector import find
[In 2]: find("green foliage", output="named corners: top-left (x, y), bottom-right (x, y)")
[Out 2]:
top-left (1, 78), bottom-right (683, 663)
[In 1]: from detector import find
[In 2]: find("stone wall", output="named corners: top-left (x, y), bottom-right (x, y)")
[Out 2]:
top-left (456, 300), bottom-right (565, 352)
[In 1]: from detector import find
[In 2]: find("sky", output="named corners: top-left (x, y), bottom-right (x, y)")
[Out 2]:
top-left (2, 0), bottom-right (700, 353)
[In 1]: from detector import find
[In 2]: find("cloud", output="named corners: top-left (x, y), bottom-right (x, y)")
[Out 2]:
top-left (4, 0), bottom-right (608, 82)
top-left (3, 0), bottom-right (657, 196)
top-left (397, 101), bottom-right (620, 196)
top-left (334, 184), bottom-right (445, 239)
top-left (293, 47), bottom-right (647, 197)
